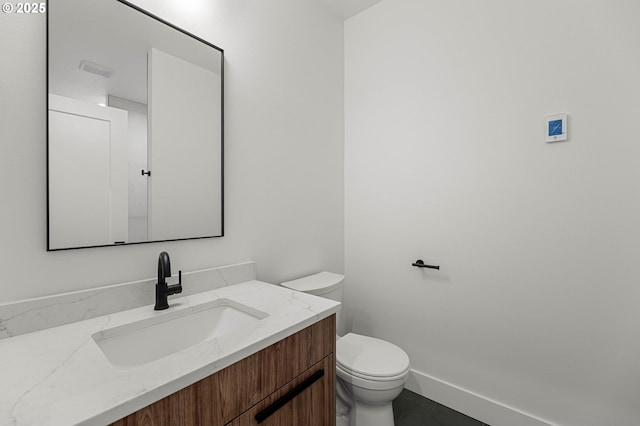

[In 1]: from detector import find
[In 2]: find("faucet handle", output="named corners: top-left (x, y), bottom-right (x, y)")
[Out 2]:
top-left (167, 270), bottom-right (183, 296)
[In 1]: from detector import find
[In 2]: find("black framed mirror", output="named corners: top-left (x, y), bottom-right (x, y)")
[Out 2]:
top-left (47, 0), bottom-right (224, 251)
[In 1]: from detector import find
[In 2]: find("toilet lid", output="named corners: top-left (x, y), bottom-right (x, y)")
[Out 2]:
top-left (336, 333), bottom-right (410, 379)
top-left (280, 271), bottom-right (344, 296)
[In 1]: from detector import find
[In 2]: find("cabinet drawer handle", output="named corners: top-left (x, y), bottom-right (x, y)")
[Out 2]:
top-left (254, 368), bottom-right (325, 424)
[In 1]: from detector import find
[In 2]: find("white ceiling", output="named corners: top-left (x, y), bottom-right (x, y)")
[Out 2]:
top-left (320, 0), bottom-right (384, 20)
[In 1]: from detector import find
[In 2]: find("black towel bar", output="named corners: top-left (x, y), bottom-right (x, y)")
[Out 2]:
top-left (412, 259), bottom-right (440, 270)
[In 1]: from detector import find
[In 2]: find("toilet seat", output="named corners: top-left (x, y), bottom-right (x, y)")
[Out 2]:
top-left (336, 333), bottom-right (410, 382)
top-left (338, 363), bottom-right (410, 382)
top-left (336, 363), bottom-right (408, 392)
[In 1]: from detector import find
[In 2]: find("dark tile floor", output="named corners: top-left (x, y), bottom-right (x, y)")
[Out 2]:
top-left (393, 389), bottom-right (490, 426)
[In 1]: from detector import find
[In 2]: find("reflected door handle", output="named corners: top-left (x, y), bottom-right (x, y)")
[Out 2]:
top-left (141, 169), bottom-right (151, 176)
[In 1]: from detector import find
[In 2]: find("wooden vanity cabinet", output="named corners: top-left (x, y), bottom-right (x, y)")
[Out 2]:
top-left (111, 314), bottom-right (336, 426)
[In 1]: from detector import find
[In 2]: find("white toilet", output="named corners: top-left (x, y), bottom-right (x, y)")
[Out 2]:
top-left (281, 272), bottom-right (410, 426)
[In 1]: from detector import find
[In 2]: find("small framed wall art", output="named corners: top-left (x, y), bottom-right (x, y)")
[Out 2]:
top-left (545, 113), bottom-right (568, 143)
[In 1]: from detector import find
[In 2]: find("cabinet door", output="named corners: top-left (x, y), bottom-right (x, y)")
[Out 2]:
top-left (231, 355), bottom-right (335, 426)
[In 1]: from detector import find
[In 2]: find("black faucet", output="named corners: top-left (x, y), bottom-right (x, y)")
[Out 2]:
top-left (154, 251), bottom-right (183, 310)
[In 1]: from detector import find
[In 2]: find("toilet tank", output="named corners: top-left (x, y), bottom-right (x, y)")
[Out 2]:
top-left (281, 271), bottom-right (345, 335)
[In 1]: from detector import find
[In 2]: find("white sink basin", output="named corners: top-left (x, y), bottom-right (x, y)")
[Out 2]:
top-left (92, 299), bottom-right (268, 368)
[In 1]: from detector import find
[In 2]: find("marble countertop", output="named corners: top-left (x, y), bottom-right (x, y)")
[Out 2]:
top-left (0, 281), bottom-right (340, 426)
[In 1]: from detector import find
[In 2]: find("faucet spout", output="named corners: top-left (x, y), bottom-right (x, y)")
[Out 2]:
top-left (158, 251), bottom-right (171, 285)
top-left (154, 251), bottom-right (182, 310)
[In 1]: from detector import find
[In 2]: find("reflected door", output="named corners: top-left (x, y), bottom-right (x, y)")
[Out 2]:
top-left (147, 48), bottom-right (222, 241)
top-left (48, 94), bottom-right (128, 248)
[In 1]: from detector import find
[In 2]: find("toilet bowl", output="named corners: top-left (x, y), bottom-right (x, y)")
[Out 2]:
top-left (281, 272), bottom-right (410, 426)
top-left (336, 332), bottom-right (410, 426)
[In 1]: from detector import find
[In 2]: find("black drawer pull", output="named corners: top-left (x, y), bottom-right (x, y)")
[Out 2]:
top-left (255, 368), bottom-right (325, 424)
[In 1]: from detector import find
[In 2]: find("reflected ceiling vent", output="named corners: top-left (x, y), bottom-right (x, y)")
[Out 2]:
top-left (79, 60), bottom-right (113, 78)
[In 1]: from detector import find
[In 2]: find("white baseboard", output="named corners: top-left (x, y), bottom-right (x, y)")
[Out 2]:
top-left (404, 368), bottom-right (558, 426)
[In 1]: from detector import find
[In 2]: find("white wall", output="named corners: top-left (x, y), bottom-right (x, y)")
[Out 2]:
top-left (0, 0), bottom-right (343, 302)
top-left (345, 1), bottom-right (640, 426)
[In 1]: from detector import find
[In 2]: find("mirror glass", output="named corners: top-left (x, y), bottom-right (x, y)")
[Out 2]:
top-left (47, 0), bottom-right (224, 250)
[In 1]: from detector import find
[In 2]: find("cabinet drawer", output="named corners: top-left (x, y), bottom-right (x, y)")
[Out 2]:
top-left (230, 355), bottom-right (335, 426)
top-left (112, 314), bottom-right (335, 426)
